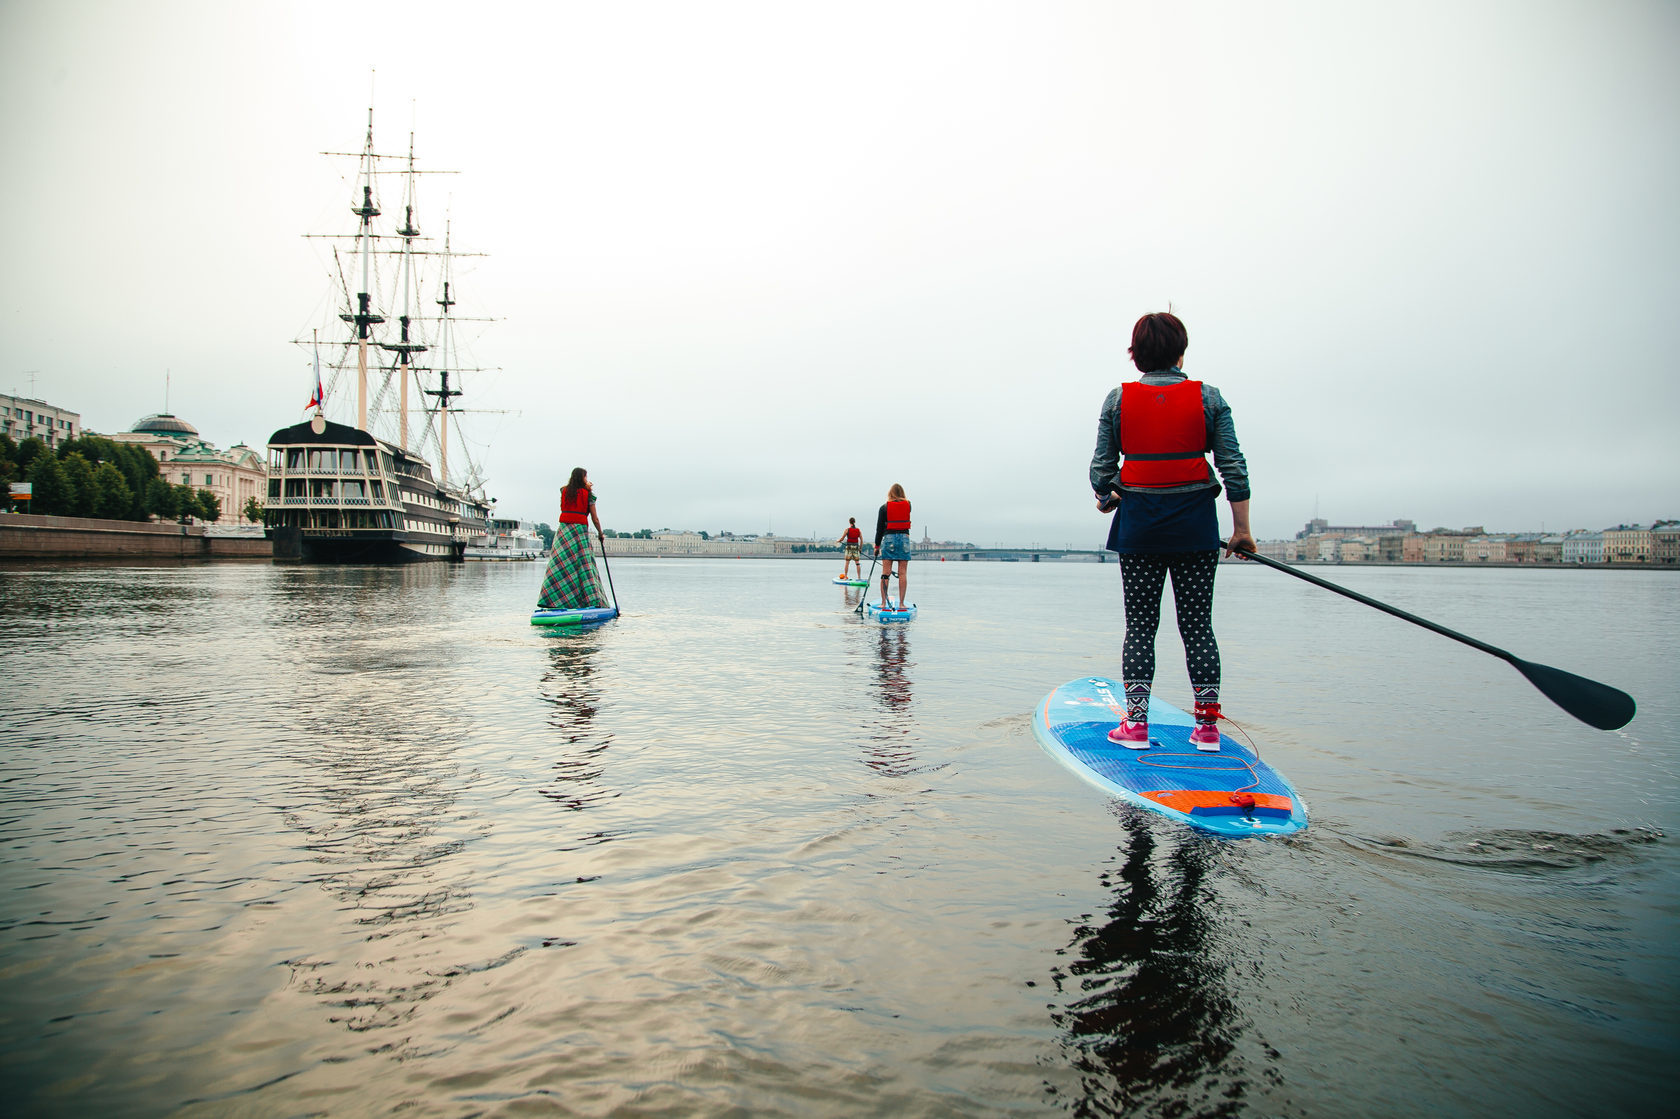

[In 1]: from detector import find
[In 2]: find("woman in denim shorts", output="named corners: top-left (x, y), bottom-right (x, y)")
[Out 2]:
top-left (873, 483), bottom-right (913, 610)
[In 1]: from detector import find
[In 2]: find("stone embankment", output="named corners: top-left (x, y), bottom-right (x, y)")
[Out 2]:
top-left (0, 512), bottom-right (272, 561)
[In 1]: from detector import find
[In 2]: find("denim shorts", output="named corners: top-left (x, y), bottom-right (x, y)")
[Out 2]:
top-left (878, 532), bottom-right (912, 561)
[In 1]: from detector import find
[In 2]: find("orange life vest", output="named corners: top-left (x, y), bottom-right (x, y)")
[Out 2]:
top-left (885, 500), bottom-right (911, 533)
top-left (559, 486), bottom-right (591, 525)
top-left (1118, 380), bottom-right (1212, 488)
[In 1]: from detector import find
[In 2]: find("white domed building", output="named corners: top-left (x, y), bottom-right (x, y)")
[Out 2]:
top-left (105, 414), bottom-right (268, 524)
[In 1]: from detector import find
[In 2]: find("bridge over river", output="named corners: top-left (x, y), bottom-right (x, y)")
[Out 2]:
top-left (910, 546), bottom-right (1111, 562)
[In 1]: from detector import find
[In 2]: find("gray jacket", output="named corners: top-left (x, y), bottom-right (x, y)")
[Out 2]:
top-left (1089, 368), bottom-right (1250, 502)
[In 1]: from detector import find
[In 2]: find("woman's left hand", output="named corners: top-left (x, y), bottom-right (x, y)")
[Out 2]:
top-left (1225, 529), bottom-right (1256, 558)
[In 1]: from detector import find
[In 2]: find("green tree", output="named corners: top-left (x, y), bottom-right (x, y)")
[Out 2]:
top-left (60, 452), bottom-right (96, 517)
top-left (147, 477), bottom-right (179, 520)
top-left (93, 462), bottom-right (132, 519)
top-left (14, 436), bottom-right (47, 476)
top-left (196, 488), bottom-right (221, 522)
top-left (27, 451), bottom-right (71, 515)
top-left (0, 433), bottom-right (17, 490)
top-left (55, 435), bottom-right (157, 521)
top-left (537, 523), bottom-right (555, 548)
top-left (174, 484), bottom-right (203, 521)
top-left (242, 496), bottom-right (264, 523)
top-left (118, 444), bottom-right (159, 520)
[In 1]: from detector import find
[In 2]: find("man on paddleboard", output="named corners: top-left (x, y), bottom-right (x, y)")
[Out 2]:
top-left (837, 518), bottom-right (865, 580)
top-left (1089, 311), bottom-right (1254, 752)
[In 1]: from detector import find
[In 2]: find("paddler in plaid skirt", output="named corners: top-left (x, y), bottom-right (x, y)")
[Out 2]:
top-left (537, 467), bottom-right (611, 611)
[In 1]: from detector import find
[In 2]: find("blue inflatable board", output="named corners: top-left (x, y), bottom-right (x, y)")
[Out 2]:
top-left (833, 577), bottom-right (870, 586)
top-left (864, 602), bottom-right (917, 623)
top-left (531, 605), bottom-right (619, 628)
top-left (1033, 677), bottom-right (1307, 839)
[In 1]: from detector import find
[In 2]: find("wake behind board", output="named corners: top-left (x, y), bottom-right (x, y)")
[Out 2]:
top-left (1033, 677), bottom-right (1307, 839)
top-left (864, 602), bottom-right (916, 623)
top-left (531, 605), bottom-right (619, 628)
top-left (833, 577), bottom-right (870, 586)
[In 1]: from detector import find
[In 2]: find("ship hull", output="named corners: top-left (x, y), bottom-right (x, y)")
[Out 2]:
top-left (268, 525), bottom-right (465, 564)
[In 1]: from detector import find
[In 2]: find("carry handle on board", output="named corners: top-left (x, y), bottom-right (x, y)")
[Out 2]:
top-left (1233, 546), bottom-right (1635, 730)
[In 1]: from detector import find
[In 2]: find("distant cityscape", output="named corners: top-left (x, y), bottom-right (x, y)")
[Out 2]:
top-left (5, 391), bottom-right (1675, 566)
top-left (1257, 518), bottom-right (1679, 566)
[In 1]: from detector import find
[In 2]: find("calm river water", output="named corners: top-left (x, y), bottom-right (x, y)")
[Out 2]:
top-left (1, 558), bottom-right (1674, 1117)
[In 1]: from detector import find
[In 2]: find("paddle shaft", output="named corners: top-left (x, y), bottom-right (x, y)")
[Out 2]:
top-left (1235, 548), bottom-right (1508, 662)
top-left (856, 544), bottom-right (880, 614)
top-left (597, 532), bottom-right (619, 610)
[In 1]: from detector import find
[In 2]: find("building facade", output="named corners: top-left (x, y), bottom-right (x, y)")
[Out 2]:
top-left (1653, 522), bottom-right (1680, 565)
top-left (1, 393), bottom-right (81, 450)
top-left (104, 413), bottom-right (268, 524)
top-left (1602, 524), bottom-right (1654, 564)
top-left (1560, 531), bottom-right (1603, 564)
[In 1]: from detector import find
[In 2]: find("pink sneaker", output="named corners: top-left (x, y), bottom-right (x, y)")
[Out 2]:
top-left (1190, 723), bottom-right (1221, 752)
top-left (1107, 719), bottom-right (1149, 749)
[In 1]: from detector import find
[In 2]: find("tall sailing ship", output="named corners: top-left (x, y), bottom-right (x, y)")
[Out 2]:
top-left (265, 110), bottom-right (499, 564)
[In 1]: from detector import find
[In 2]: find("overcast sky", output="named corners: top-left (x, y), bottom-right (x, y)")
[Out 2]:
top-left (2, 0), bottom-right (1675, 545)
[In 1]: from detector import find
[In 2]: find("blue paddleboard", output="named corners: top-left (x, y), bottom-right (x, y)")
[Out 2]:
top-left (531, 605), bottom-right (619, 628)
top-left (1033, 677), bottom-right (1307, 839)
top-left (864, 602), bottom-right (917, 623)
top-left (833, 577), bottom-right (871, 586)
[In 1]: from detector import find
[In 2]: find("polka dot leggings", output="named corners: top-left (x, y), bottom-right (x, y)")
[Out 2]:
top-left (1119, 550), bottom-right (1221, 724)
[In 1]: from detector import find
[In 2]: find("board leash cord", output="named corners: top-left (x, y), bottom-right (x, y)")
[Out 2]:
top-left (1135, 752), bottom-right (1262, 794)
top-left (1087, 681), bottom-right (1267, 796)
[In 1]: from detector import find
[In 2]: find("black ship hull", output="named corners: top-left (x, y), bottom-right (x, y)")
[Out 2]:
top-left (268, 525), bottom-right (467, 564)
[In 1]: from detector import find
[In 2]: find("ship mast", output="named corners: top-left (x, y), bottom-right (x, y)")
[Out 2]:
top-left (380, 131), bottom-right (427, 448)
top-left (423, 220), bottom-right (463, 485)
top-left (340, 107), bottom-right (385, 432)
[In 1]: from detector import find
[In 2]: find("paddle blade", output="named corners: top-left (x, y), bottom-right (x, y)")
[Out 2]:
top-left (1511, 658), bottom-right (1636, 730)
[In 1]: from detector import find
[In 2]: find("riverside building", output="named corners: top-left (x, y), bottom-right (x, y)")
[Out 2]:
top-left (1, 393), bottom-right (80, 450)
top-left (104, 413), bottom-right (268, 525)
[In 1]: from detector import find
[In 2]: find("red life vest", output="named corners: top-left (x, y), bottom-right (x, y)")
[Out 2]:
top-left (1118, 380), bottom-right (1212, 488)
top-left (844, 525), bottom-right (861, 543)
top-left (885, 500), bottom-right (911, 533)
top-left (559, 486), bottom-right (591, 525)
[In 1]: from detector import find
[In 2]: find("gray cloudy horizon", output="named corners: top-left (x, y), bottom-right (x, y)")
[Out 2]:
top-left (2, 0), bottom-right (1675, 547)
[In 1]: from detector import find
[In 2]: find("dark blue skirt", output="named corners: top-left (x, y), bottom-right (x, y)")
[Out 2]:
top-left (1107, 489), bottom-right (1220, 554)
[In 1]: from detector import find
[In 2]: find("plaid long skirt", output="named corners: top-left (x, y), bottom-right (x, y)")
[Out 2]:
top-left (536, 523), bottom-right (610, 610)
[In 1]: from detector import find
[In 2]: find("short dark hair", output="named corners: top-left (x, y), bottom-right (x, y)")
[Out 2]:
top-left (1129, 312), bottom-right (1188, 372)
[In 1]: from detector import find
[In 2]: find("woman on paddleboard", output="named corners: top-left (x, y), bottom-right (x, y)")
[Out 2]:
top-left (874, 484), bottom-right (913, 611)
top-left (1090, 311), bottom-right (1254, 752)
top-left (537, 467), bottom-right (612, 612)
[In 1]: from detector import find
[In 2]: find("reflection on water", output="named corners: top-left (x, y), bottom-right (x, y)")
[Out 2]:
top-left (1049, 823), bottom-right (1270, 1118)
top-left (0, 561), bottom-right (1671, 1117)
top-left (873, 625), bottom-right (914, 720)
top-left (537, 635), bottom-right (619, 823)
top-left (848, 610), bottom-right (925, 779)
top-left (271, 568), bottom-right (491, 1039)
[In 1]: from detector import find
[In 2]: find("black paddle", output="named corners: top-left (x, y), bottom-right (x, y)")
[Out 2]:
top-left (855, 545), bottom-right (880, 615)
top-left (1234, 547), bottom-right (1635, 730)
top-left (598, 531), bottom-right (620, 613)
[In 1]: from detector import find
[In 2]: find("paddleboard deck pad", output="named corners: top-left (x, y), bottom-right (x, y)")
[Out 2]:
top-left (864, 602), bottom-right (917, 622)
top-left (833, 578), bottom-right (871, 586)
top-left (531, 605), bottom-right (619, 627)
top-left (1034, 677), bottom-right (1307, 838)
